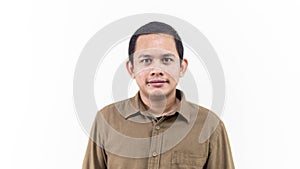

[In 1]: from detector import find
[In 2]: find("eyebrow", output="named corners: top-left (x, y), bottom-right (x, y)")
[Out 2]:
top-left (162, 53), bottom-right (176, 57)
top-left (137, 54), bottom-right (152, 58)
top-left (137, 53), bottom-right (176, 59)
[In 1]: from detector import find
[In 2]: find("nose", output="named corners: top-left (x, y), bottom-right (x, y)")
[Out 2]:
top-left (150, 68), bottom-right (164, 76)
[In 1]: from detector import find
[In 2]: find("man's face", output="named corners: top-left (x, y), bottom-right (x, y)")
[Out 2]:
top-left (126, 34), bottom-right (188, 98)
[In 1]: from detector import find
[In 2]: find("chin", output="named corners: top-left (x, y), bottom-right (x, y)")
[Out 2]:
top-left (148, 88), bottom-right (164, 95)
top-left (148, 88), bottom-right (172, 98)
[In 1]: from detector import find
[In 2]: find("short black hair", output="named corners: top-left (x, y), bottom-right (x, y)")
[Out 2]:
top-left (128, 21), bottom-right (184, 64)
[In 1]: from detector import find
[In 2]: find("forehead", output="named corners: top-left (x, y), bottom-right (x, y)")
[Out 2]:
top-left (135, 34), bottom-right (177, 54)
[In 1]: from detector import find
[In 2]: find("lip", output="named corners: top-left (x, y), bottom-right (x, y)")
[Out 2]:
top-left (147, 79), bottom-right (169, 87)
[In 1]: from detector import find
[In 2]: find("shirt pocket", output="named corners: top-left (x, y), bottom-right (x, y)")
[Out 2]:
top-left (171, 151), bottom-right (207, 169)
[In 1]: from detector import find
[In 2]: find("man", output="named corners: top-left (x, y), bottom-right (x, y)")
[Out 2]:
top-left (83, 21), bottom-right (235, 169)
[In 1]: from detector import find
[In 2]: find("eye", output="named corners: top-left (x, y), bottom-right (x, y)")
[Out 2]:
top-left (162, 58), bottom-right (174, 63)
top-left (140, 58), bottom-right (152, 63)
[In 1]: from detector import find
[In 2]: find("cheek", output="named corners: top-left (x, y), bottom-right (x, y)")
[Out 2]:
top-left (134, 70), bottom-right (148, 83)
top-left (164, 67), bottom-right (181, 82)
top-left (134, 67), bottom-right (149, 78)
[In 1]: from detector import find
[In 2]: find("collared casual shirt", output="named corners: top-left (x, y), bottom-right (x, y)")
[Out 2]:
top-left (83, 90), bottom-right (235, 169)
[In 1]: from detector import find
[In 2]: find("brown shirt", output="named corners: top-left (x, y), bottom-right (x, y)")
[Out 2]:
top-left (83, 90), bottom-right (235, 169)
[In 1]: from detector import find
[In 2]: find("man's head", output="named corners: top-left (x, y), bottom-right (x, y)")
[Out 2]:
top-left (126, 21), bottom-right (188, 99)
top-left (128, 21), bottom-right (184, 64)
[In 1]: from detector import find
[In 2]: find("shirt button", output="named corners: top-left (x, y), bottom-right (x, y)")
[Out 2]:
top-left (155, 126), bottom-right (160, 130)
top-left (152, 152), bottom-right (158, 157)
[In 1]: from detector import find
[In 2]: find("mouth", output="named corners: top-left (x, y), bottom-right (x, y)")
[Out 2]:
top-left (146, 79), bottom-right (169, 87)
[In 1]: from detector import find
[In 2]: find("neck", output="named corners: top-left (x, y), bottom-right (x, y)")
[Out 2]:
top-left (140, 90), bottom-right (178, 116)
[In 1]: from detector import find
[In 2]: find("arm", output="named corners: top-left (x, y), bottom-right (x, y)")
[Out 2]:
top-left (205, 121), bottom-right (235, 169)
top-left (82, 112), bottom-right (107, 169)
top-left (82, 138), bottom-right (107, 169)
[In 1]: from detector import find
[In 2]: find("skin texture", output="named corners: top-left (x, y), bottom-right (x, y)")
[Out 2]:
top-left (126, 33), bottom-right (188, 116)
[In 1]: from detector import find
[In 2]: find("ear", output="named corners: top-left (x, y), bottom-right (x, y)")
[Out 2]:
top-left (126, 60), bottom-right (135, 78)
top-left (179, 58), bottom-right (188, 77)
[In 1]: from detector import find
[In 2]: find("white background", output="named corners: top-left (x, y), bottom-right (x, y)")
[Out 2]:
top-left (0, 0), bottom-right (299, 168)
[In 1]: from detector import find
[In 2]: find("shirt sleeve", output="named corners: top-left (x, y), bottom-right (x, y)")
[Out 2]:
top-left (205, 121), bottom-right (235, 169)
top-left (82, 112), bottom-right (107, 169)
top-left (82, 139), bottom-right (107, 169)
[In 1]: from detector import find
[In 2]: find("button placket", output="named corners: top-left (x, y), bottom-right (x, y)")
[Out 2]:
top-left (148, 118), bottom-right (164, 169)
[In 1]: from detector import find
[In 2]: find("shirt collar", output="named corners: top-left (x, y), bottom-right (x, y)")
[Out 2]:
top-left (117, 89), bottom-right (194, 123)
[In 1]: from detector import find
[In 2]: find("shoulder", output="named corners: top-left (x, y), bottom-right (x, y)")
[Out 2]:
top-left (185, 101), bottom-right (225, 143)
top-left (186, 101), bottom-right (222, 123)
top-left (95, 98), bottom-right (133, 120)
